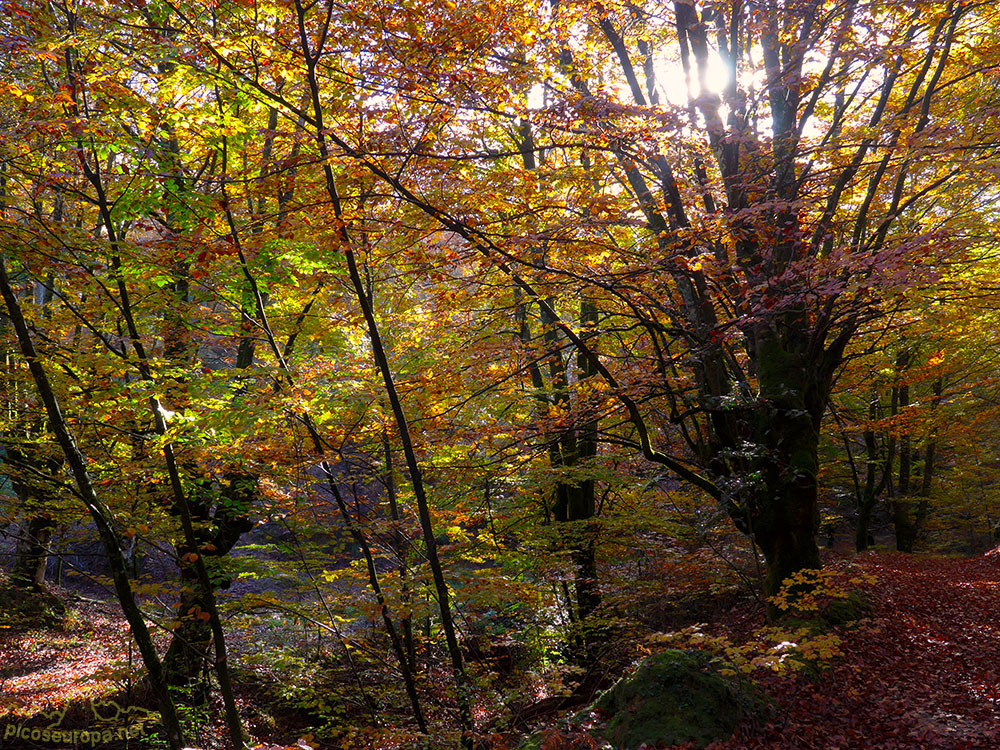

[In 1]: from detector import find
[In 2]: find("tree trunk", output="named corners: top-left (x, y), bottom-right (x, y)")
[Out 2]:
top-left (573, 299), bottom-right (600, 625)
top-left (854, 427), bottom-right (880, 554)
top-left (6, 432), bottom-right (63, 590)
top-left (894, 376), bottom-right (941, 552)
top-left (11, 514), bottom-right (54, 588)
top-left (382, 430), bottom-right (416, 674)
top-left (162, 563), bottom-right (211, 700)
top-left (856, 393), bottom-right (880, 551)
top-left (749, 334), bottom-right (823, 597)
top-left (893, 499), bottom-right (920, 553)
top-left (162, 474), bottom-right (255, 698)
top-left (751, 422), bottom-right (822, 597)
top-left (891, 352), bottom-right (920, 552)
top-left (855, 389), bottom-right (890, 551)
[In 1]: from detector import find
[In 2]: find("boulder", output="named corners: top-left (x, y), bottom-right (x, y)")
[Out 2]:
top-left (593, 649), bottom-right (764, 749)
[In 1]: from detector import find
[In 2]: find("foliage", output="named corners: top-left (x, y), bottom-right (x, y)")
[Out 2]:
top-left (0, 575), bottom-right (65, 630)
top-left (712, 552), bottom-right (1000, 748)
top-left (767, 567), bottom-right (875, 620)
top-left (4, 0), bottom-right (1000, 745)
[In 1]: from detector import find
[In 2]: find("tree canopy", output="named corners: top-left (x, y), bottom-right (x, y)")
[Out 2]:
top-left (3, 0), bottom-right (1000, 747)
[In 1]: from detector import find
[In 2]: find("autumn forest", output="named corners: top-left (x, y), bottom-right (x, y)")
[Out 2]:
top-left (3, 0), bottom-right (1000, 747)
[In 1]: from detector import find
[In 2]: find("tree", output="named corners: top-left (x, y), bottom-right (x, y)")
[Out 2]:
top-left (182, 0), bottom-right (995, 595)
top-left (5, 0), bottom-right (1000, 744)
top-left (0, 256), bottom-right (189, 750)
top-left (829, 253), bottom-right (1000, 552)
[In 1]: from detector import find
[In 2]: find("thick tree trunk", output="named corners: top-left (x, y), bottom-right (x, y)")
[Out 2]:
top-left (162, 474), bottom-right (255, 698)
top-left (749, 334), bottom-right (823, 597)
top-left (752, 423), bottom-right (822, 597)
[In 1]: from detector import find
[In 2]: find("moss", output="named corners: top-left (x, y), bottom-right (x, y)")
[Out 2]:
top-left (822, 590), bottom-right (871, 627)
top-left (780, 617), bottom-right (825, 635)
top-left (592, 649), bottom-right (766, 749)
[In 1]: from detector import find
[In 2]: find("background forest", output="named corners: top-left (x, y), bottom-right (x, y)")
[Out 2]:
top-left (4, 0), bottom-right (1000, 747)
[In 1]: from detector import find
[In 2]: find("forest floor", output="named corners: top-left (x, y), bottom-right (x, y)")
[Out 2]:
top-left (2, 550), bottom-right (1000, 748)
top-left (709, 550), bottom-right (1000, 750)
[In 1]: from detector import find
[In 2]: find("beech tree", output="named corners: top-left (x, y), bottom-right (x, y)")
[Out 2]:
top-left (174, 0), bottom-right (997, 596)
top-left (4, 0), bottom-right (1000, 744)
top-left (490, 0), bottom-right (994, 593)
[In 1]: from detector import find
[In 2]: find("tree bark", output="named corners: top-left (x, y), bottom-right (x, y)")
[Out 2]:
top-left (382, 430), bottom-right (417, 674)
top-left (891, 351), bottom-right (919, 552)
top-left (748, 334), bottom-right (823, 596)
top-left (856, 392), bottom-right (886, 551)
top-left (895, 375), bottom-right (941, 552)
top-left (11, 514), bottom-right (54, 588)
top-left (162, 474), bottom-right (255, 699)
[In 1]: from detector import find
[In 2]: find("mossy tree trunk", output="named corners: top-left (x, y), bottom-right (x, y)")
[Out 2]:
top-left (162, 473), bottom-right (255, 698)
top-left (743, 332), bottom-right (826, 597)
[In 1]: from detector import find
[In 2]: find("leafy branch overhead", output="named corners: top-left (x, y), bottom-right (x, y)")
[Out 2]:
top-left (3, 0), bottom-right (1000, 748)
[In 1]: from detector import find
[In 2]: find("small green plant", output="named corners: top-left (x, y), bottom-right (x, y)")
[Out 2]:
top-left (647, 624), bottom-right (842, 677)
top-left (646, 566), bottom-right (874, 680)
top-left (768, 567), bottom-right (875, 622)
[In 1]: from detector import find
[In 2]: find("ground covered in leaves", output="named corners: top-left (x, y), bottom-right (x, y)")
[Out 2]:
top-left (3, 550), bottom-right (1000, 748)
top-left (711, 551), bottom-right (1000, 750)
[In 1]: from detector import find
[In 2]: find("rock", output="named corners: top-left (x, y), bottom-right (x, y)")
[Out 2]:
top-left (592, 649), bottom-right (764, 749)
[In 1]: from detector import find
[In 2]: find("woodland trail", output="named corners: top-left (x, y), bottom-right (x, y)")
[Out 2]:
top-left (719, 552), bottom-right (1000, 750)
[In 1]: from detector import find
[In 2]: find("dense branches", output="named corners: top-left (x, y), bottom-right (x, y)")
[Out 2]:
top-left (3, 0), bottom-right (1000, 744)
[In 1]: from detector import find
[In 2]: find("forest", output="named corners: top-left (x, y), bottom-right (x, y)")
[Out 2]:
top-left (3, 0), bottom-right (1000, 747)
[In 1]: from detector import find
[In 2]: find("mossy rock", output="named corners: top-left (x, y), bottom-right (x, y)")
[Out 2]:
top-left (592, 649), bottom-right (764, 749)
top-left (778, 616), bottom-right (825, 636)
top-left (0, 580), bottom-right (66, 630)
top-left (821, 590), bottom-right (871, 627)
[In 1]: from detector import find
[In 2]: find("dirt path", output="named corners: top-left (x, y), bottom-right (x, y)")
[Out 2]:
top-left (721, 552), bottom-right (1000, 749)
